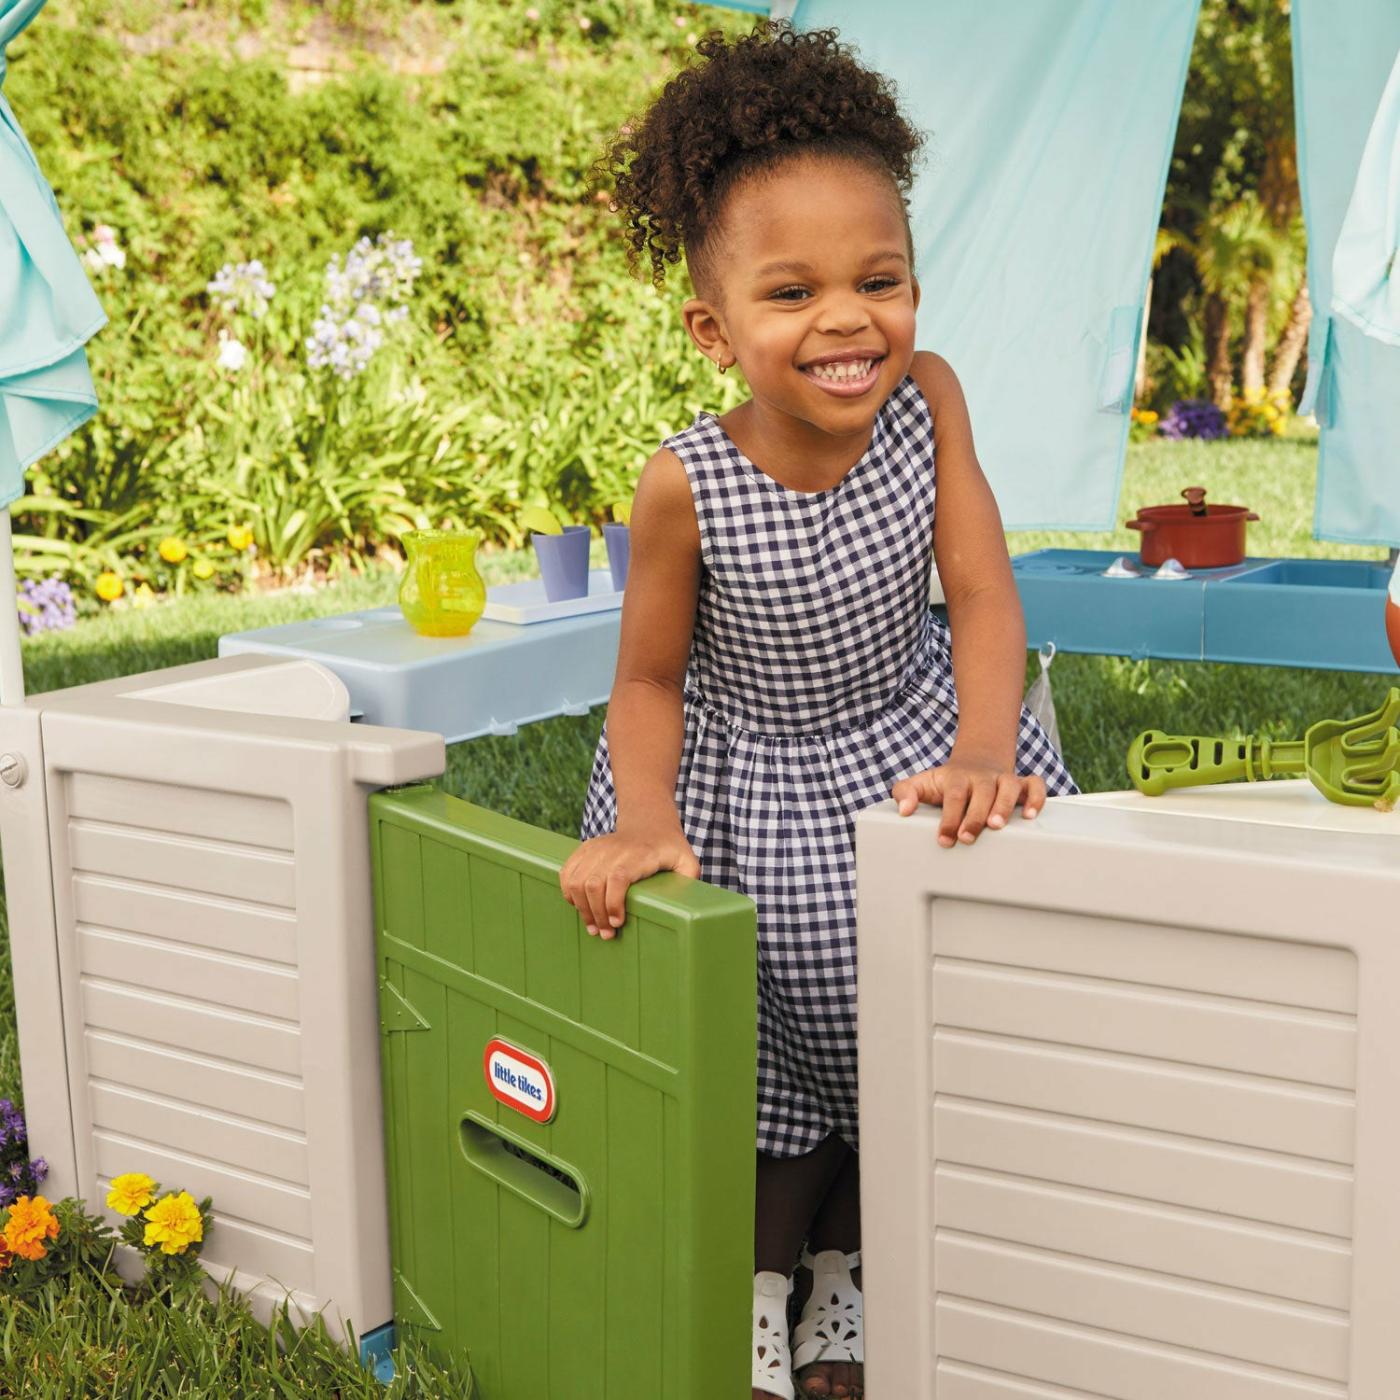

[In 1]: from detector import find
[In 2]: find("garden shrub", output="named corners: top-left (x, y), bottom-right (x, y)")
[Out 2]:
top-left (7, 1), bottom-right (749, 603)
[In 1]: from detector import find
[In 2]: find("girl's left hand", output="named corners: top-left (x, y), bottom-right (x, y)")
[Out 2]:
top-left (891, 756), bottom-right (1046, 848)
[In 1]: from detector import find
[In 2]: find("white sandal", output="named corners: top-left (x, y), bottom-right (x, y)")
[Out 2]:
top-left (792, 1247), bottom-right (863, 1382)
top-left (753, 1270), bottom-right (796, 1399)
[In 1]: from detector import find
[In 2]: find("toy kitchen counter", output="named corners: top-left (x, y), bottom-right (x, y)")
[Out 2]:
top-left (1014, 548), bottom-right (1397, 673)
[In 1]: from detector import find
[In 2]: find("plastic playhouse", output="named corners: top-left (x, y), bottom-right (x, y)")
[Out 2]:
top-left (4, 0), bottom-right (1400, 1396)
top-left (0, 655), bottom-right (444, 1334)
top-left (856, 780), bottom-right (1400, 1397)
top-left (372, 788), bottom-right (755, 1393)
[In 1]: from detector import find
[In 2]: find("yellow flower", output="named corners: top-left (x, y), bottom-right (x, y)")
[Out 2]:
top-left (132, 583), bottom-right (157, 609)
top-left (106, 1172), bottom-right (156, 1217)
top-left (4, 1195), bottom-right (59, 1262)
top-left (227, 524), bottom-right (254, 551)
top-left (142, 1191), bottom-right (203, 1255)
top-left (192, 559), bottom-right (215, 581)
top-left (158, 537), bottom-right (188, 564)
top-left (95, 572), bottom-right (124, 603)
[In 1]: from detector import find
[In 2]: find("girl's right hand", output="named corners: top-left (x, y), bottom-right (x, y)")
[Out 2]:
top-left (560, 825), bottom-right (701, 939)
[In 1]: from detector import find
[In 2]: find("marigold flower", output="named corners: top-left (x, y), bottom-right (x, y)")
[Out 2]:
top-left (192, 559), bottom-right (215, 581)
top-left (227, 524), bottom-right (255, 551)
top-left (143, 1191), bottom-right (203, 1255)
top-left (4, 1195), bottom-right (59, 1261)
top-left (158, 537), bottom-right (188, 564)
top-left (95, 572), bottom-right (124, 603)
top-left (106, 1172), bottom-right (156, 1217)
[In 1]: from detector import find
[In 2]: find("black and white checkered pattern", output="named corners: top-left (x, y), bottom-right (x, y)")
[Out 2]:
top-left (581, 374), bottom-right (1077, 1157)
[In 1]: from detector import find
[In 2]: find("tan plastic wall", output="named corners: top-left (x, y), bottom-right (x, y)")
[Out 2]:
top-left (0, 655), bottom-right (444, 1337)
top-left (856, 781), bottom-right (1400, 1399)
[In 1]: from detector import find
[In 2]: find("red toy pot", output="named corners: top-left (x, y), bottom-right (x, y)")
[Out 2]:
top-left (1126, 486), bottom-right (1260, 569)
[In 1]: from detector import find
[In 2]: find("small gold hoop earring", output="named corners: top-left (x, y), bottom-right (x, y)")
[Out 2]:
top-left (717, 359), bottom-right (728, 375)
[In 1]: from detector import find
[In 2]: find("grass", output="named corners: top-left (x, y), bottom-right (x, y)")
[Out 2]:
top-left (1, 435), bottom-right (1395, 1393)
top-left (0, 1279), bottom-right (474, 1398)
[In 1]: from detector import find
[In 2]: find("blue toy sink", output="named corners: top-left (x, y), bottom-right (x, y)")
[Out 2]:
top-left (1219, 560), bottom-right (1392, 592)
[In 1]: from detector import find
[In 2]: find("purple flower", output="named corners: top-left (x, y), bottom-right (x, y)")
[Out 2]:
top-left (16, 577), bottom-right (76, 637)
top-left (306, 233), bottom-right (421, 381)
top-left (30, 1158), bottom-right (47, 1183)
top-left (0, 1186), bottom-right (13, 1209)
top-left (206, 259), bottom-right (276, 319)
top-left (1159, 398), bottom-right (1227, 441)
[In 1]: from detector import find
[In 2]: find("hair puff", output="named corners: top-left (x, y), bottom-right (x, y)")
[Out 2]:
top-left (595, 21), bottom-right (924, 289)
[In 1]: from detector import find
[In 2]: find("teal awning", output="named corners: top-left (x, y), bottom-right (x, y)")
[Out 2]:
top-left (0, 0), bottom-right (105, 511)
top-left (1294, 2), bottom-right (1400, 547)
top-left (1332, 48), bottom-right (1400, 349)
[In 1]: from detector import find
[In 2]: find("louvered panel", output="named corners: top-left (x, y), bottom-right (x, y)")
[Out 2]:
top-left (68, 819), bottom-right (296, 907)
top-left (200, 1212), bottom-right (316, 1292)
top-left (936, 1233), bottom-right (1348, 1381)
top-left (92, 1132), bottom-right (313, 1240)
top-left (934, 1100), bottom-right (1353, 1237)
top-left (935, 1164), bottom-right (1351, 1310)
top-left (935, 1030), bottom-right (1355, 1163)
top-left (89, 1082), bottom-right (308, 1186)
top-left (936, 1300), bottom-right (1346, 1400)
top-left (81, 978), bottom-right (300, 1076)
top-left (65, 772), bottom-right (293, 850)
top-left (935, 1361), bottom-right (1129, 1399)
top-left (73, 875), bottom-right (297, 966)
top-left (78, 928), bottom-right (299, 1021)
top-left (934, 960), bottom-right (1356, 1089)
top-left (928, 912), bottom-right (1358, 1396)
top-left (932, 904), bottom-right (1357, 1015)
top-left (84, 1030), bottom-right (304, 1133)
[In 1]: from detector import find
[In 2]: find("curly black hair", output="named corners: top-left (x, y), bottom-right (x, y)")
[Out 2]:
top-left (595, 21), bottom-right (924, 295)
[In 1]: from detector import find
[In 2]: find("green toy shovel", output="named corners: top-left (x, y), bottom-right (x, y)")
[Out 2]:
top-left (1127, 688), bottom-right (1400, 809)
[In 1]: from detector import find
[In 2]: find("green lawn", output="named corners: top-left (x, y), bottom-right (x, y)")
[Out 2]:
top-left (1, 435), bottom-right (1394, 1394)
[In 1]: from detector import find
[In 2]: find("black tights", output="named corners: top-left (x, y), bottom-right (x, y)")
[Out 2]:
top-left (754, 1135), bottom-right (860, 1276)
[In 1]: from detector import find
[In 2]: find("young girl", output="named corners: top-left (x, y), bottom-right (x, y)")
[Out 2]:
top-left (560, 22), bottom-right (1076, 1399)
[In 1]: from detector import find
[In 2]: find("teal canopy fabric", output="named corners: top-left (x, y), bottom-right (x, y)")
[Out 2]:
top-left (0, 0), bottom-right (105, 511)
top-left (711, 0), bottom-right (1200, 530)
top-left (1293, 1), bottom-right (1400, 547)
top-left (1333, 48), bottom-right (1400, 349)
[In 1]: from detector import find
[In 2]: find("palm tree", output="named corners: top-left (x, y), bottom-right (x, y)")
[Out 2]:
top-left (1157, 195), bottom-right (1300, 409)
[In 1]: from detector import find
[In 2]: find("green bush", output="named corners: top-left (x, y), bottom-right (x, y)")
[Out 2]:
top-left (7, 1), bottom-right (749, 596)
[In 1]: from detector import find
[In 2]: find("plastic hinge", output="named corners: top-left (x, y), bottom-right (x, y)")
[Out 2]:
top-left (394, 1272), bottom-right (442, 1332)
top-left (380, 979), bottom-right (431, 1033)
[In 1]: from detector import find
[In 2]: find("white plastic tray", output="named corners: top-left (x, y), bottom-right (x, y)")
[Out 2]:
top-left (481, 571), bottom-right (623, 624)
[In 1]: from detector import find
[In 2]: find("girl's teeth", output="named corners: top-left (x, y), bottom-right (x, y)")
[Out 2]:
top-left (809, 359), bottom-right (874, 381)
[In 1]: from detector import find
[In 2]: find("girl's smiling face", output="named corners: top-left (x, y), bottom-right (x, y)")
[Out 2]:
top-left (683, 154), bottom-right (920, 448)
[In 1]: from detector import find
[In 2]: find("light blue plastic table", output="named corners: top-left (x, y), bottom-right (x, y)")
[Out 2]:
top-left (219, 592), bottom-right (620, 742)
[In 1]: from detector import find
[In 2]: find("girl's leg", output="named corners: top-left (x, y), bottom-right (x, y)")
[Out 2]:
top-left (753, 1136), bottom-right (850, 1400)
top-left (793, 1151), bottom-right (862, 1399)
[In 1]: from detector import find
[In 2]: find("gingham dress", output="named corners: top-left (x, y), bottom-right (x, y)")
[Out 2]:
top-left (581, 373), bottom-right (1077, 1158)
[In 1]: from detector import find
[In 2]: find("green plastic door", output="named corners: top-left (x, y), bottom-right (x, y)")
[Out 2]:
top-left (372, 787), bottom-right (757, 1398)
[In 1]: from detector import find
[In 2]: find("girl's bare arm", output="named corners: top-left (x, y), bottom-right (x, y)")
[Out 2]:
top-left (891, 351), bottom-right (1046, 843)
top-left (560, 447), bottom-right (703, 935)
top-left (604, 446), bottom-right (700, 828)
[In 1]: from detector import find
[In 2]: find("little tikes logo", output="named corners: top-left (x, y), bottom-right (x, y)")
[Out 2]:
top-left (482, 1039), bottom-right (556, 1124)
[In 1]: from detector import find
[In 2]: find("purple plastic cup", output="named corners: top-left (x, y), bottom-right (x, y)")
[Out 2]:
top-left (603, 523), bottom-right (630, 591)
top-left (532, 524), bottom-right (591, 602)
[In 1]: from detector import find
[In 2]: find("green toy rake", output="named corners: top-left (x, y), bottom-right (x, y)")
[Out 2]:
top-left (1127, 688), bottom-right (1400, 809)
